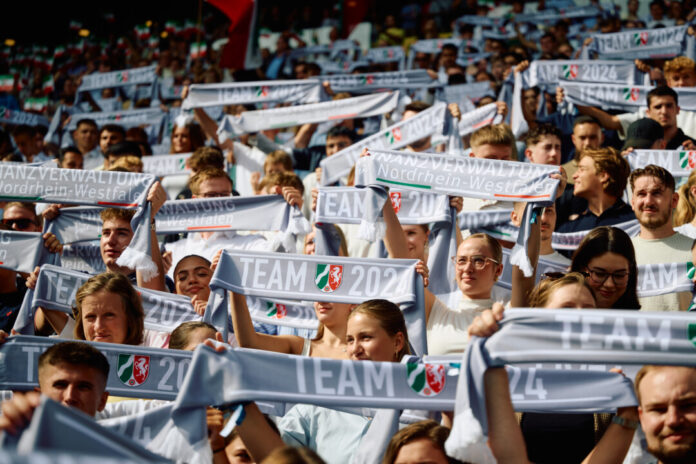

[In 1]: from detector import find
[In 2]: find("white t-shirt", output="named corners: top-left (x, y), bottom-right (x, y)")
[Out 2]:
top-left (164, 230), bottom-right (269, 280)
top-left (631, 232), bottom-right (694, 311)
top-left (427, 296), bottom-right (493, 355)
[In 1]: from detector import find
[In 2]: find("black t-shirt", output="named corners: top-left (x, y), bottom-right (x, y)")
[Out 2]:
top-left (666, 128), bottom-right (696, 150)
top-left (521, 412), bottom-right (596, 464)
top-left (0, 278), bottom-right (27, 332)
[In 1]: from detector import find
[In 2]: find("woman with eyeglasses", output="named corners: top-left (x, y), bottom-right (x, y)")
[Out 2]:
top-left (569, 226), bottom-right (640, 309)
top-left (381, 197), bottom-right (504, 355)
top-left (469, 274), bottom-right (639, 464)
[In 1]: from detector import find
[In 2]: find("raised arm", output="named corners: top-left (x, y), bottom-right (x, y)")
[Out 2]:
top-left (235, 402), bottom-right (286, 462)
top-left (510, 206), bottom-right (540, 308)
top-left (137, 182), bottom-right (166, 291)
top-left (485, 367), bottom-right (532, 464)
top-left (229, 291), bottom-right (305, 355)
top-left (381, 194), bottom-right (436, 320)
top-left (581, 405), bottom-right (638, 464)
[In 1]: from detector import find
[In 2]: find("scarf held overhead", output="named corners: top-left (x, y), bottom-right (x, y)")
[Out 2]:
top-left (12, 264), bottom-right (201, 335)
top-left (217, 91), bottom-right (399, 140)
top-left (320, 102), bottom-right (448, 186)
top-left (0, 165), bottom-right (156, 277)
top-left (181, 79), bottom-right (322, 109)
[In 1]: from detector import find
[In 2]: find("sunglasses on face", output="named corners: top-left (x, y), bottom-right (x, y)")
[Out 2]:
top-left (1, 218), bottom-right (35, 230)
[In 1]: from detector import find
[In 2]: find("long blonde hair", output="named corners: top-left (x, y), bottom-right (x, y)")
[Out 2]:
top-left (674, 170), bottom-right (696, 227)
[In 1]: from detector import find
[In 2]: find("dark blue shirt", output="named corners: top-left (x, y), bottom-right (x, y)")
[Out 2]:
top-left (556, 199), bottom-right (635, 233)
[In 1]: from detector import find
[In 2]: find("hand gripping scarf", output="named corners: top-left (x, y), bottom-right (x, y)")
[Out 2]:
top-left (12, 264), bottom-right (201, 335)
top-left (0, 335), bottom-right (192, 401)
top-left (318, 70), bottom-right (436, 93)
top-left (315, 187), bottom-right (451, 225)
top-left (315, 185), bottom-right (459, 295)
top-left (0, 230), bottom-right (50, 273)
top-left (181, 79), bottom-right (322, 110)
top-left (204, 250), bottom-right (426, 354)
top-left (445, 308), bottom-right (696, 463)
top-left (626, 149), bottom-right (696, 178)
top-left (525, 60), bottom-right (640, 88)
top-left (320, 102), bottom-right (449, 186)
top-left (561, 81), bottom-right (696, 112)
top-left (355, 150), bottom-right (560, 276)
top-left (457, 102), bottom-right (504, 137)
top-left (470, 217), bottom-right (641, 251)
top-left (45, 196), bottom-right (310, 253)
top-left (7, 396), bottom-right (171, 462)
top-left (0, 165), bottom-right (157, 278)
top-left (169, 344), bottom-right (638, 459)
top-left (589, 26), bottom-right (688, 60)
top-left (216, 91), bottom-right (399, 141)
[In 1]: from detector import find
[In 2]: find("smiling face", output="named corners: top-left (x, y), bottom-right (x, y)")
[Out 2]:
top-left (39, 363), bottom-right (108, 417)
top-left (584, 252), bottom-right (630, 308)
top-left (573, 155), bottom-right (606, 198)
top-left (346, 312), bottom-right (404, 362)
top-left (631, 175), bottom-right (677, 230)
top-left (174, 256), bottom-right (212, 299)
top-left (454, 238), bottom-right (502, 299)
top-left (639, 367), bottom-right (696, 464)
top-left (81, 290), bottom-right (128, 344)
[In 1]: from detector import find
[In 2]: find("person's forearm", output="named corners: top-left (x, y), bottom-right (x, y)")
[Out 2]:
top-left (581, 409), bottom-right (638, 464)
top-left (382, 197), bottom-right (410, 259)
top-left (137, 226), bottom-right (166, 291)
top-left (236, 403), bottom-right (286, 462)
top-left (511, 215), bottom-right (539, 307)
top-left (230, 292), bottom-right (261, 348)
top-left (194, 107), bottom-right (221, 146)
top-left (294, 123), bottom-right (317, 149)
top-left (485, 368), bottom-right (531, 464)
top-left (35, 307), bottom-right (68, 335)
top-left (576, 105), bottom-right (621, 132)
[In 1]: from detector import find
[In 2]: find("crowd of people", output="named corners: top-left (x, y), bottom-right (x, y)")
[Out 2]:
top-left (1, 0), bottom-right (696, 463)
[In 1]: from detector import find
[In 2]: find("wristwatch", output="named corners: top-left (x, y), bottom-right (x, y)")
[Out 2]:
top-left (612, 415), bottom-right (639, 430)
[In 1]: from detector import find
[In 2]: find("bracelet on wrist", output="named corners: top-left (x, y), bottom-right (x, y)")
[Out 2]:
top-left (612, 415), bottom-right (639, 430)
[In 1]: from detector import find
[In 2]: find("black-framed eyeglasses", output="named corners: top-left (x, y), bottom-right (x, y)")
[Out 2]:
top-left (1, 218), bottom-right (35, 230)
top-left (582, 268), bottom-right (630, 286)
top-left (451, 255), bottom-right (499, 270)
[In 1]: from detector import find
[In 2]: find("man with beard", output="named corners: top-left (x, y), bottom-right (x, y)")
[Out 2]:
top-left (636, 365), bottom-right (696, 464)
top-left (630, 165), bottom-right (693, 311)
